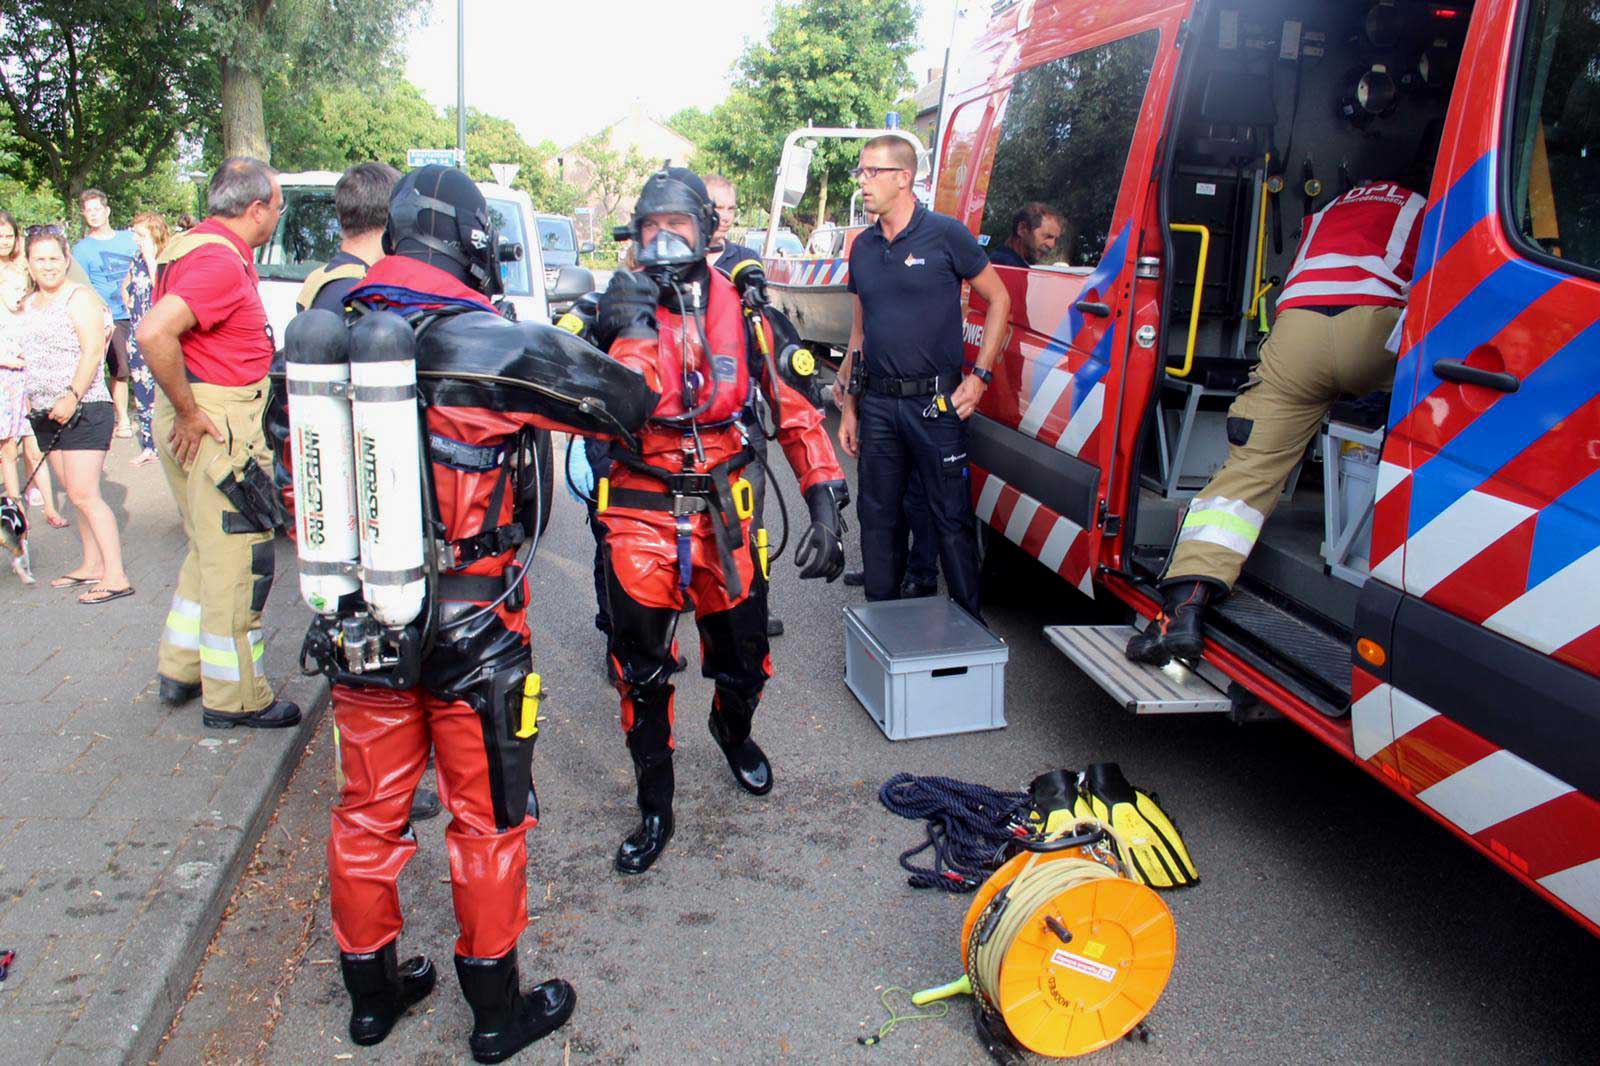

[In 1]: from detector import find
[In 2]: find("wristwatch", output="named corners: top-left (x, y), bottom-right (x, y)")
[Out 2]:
top-left (971, 366), bottom-right (994, 385)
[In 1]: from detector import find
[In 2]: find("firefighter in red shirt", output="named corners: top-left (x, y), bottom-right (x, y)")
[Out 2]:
top-left (1129, 170), bottom-right (1427, 666)
top-left (593, 168), bottom-right (848, 875)
top-left (293, 166), bottom-right (656, 1060)
top-left (136, 157), bottom-right (299, 729)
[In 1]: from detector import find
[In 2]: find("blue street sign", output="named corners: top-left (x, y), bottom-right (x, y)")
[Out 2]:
top-left (407, 148), bottom-right (464, 168)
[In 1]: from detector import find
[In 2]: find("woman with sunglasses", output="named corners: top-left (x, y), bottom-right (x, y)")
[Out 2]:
top-left (0, 211), bottom-right (65, 528)
top-left (17, 228), bottom-right (132, 603)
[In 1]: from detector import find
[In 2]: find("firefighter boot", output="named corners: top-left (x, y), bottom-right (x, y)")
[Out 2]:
top-left (616, 755), bottom-right (674, 875)
top-left (340, 940), bottom-right (437, 1046)
top-left (1125, 580), bottom-right (1214, 666)
top-left (708, 693), bottom-right (772, 796)
top-left (454, 951), bottom-right (576, 1064)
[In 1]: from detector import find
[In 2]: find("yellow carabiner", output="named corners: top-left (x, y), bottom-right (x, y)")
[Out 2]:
top-left (732, 477), bottom-right (755, 521)
top-left (757, 527), bottom-right (770, 580)
top-left (596, 476), bottom-right (610, 514)
top-left (516, 673), bottom-right (542, 739)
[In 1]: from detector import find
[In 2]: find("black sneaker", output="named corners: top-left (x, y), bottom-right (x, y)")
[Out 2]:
top-left (203, 699), bottom-right (302, 730)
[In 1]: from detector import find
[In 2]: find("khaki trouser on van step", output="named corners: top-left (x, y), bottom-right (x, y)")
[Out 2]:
top-left (154, 380), bottom-right (277, 715)
top-left (1165, 305), bottom-right (1401, 591)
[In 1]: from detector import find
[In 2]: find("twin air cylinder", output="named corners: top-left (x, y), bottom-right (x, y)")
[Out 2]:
top-left (283, 310), bottom-right (427, 630)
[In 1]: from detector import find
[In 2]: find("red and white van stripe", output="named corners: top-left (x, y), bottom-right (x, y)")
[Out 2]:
top-left (971, 467), bottom-right (1094, 595)
top-left (1352, 673), bottom-right (1600, 927)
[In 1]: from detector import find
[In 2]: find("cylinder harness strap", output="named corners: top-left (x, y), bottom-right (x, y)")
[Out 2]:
top-left (598, 446), bottom-right (756, 599)
top-left (426, 430), bottom-right (529, 607)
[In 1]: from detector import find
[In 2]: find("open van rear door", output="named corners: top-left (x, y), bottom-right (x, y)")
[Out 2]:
top-left (956, 2), bottom-right (1191, 594)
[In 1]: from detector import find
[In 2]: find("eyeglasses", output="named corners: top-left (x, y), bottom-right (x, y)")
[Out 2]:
top-left (25, 225), bottom-right (64, 238)
top-left (850, 166), bottom-right (908, 180)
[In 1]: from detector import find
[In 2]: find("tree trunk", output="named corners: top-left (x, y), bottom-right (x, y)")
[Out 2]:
top-left (220, 56), bottom-right (271, 163)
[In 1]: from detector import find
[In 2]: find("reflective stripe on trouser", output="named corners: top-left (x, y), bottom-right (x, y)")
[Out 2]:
top-left (154, 381), bottom-right (276, 713)
top-left (162, 595), bottom-right (202, 652)
top-left (1165, 305), bottom-right (1400, 590)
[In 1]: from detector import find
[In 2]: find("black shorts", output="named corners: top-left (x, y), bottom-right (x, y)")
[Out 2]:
top-left (105, 321), bottom-right (131, 379)
top-left (31, 401), bottom-right (114, 452)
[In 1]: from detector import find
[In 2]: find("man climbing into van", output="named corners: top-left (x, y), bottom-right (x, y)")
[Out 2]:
top-left (1127, 165), bottom-right (1427, 666)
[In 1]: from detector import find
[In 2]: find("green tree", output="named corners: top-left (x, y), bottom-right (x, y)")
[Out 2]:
top-left (191, 0), bottom-right (419, 162)
top-left (560, 134), bottom-right (656, 232)
top-left (664, 106), bottom-right (717, 158)
top-left (0, 2), bottom-right (210, 208)
top-left (268, 76), bottom-right (448, 172)
top-left (697, 0), bottom-right (918, 232)
top-left (446, 108), bottom-right (578, 214)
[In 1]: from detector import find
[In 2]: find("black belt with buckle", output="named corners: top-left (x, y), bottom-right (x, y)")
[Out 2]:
top-left (863, 370), bottom-right (961, 397)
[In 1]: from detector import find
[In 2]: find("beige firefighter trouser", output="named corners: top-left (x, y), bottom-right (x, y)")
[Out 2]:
top-left (155, 379), bottom-right (276, 715)
top-left (1165, 305), bottom-right (1401, 591)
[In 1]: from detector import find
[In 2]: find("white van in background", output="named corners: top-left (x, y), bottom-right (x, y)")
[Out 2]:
top-left (255, 172), bottom-right (550, 342)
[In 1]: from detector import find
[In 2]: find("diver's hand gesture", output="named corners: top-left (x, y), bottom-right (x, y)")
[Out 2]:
top-left (596, 269), bottom-right (660, 349)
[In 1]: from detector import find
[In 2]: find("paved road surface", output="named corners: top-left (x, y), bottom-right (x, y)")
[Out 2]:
top-left (160, 424), bottom-right (1600, 1063)
top-left (0, 433), bottom-right (325, 1064)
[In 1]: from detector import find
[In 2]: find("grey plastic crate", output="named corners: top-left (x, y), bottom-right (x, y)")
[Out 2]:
top-left (843, 598), bottom-right (1008, 740)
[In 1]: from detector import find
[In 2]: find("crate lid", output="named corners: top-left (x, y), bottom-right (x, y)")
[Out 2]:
top-left (844, 598), bottom-right (1006, 660)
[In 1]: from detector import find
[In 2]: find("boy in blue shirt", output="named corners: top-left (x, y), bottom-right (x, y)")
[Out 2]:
top-left (74, 189), bottom-right (138, 438)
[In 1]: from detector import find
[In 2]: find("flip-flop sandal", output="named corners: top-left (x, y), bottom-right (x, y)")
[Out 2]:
top-left (115, 424), bottom-right (134, 438)
top-left (79, 585), bottom-right (134, 604)
top-left (45, 514), bottom-right (68, 529)
top-left (51, 573), bottom-right (101, 588)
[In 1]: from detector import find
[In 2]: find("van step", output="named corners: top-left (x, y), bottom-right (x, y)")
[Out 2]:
top-left (1209, 586), bottom-right (1352, 705)
top-left (1044, 625), bottom-right (1231, 715)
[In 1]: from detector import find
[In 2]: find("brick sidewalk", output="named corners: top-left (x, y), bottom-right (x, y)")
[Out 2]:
top-left (0, 435), bottom-right (325, 1064)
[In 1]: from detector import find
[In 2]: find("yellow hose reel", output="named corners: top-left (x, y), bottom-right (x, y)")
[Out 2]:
top-left (915, 820), bottom-right (1177, 1058)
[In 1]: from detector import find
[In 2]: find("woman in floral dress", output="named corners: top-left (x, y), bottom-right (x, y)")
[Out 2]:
top-left (120, 212), bottom-right (168, 466)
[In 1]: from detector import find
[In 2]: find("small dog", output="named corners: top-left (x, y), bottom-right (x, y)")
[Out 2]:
top-left (0, 495), bottom-right (32, 584)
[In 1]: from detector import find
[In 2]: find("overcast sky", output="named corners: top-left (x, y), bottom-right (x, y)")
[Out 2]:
top-left (404, 0), bottom-right (959, 150)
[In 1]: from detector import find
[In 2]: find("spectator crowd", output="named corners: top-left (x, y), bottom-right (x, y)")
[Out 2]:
top-left (0, 191), bottom-right (195, 596)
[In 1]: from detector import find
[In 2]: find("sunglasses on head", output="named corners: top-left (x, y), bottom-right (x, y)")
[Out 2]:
top-left (25, 225), bottom-right (64, 237)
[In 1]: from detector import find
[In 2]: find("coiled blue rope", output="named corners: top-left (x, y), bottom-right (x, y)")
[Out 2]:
top-left (878, 773), bottom-right (1030, 893)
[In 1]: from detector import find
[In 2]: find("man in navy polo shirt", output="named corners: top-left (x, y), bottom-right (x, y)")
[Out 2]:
top-left (835, 135), bottom-right (1010, 619)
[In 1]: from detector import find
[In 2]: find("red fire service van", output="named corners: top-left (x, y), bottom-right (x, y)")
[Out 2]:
top-left (893, 0), bottom-right (1600, 935)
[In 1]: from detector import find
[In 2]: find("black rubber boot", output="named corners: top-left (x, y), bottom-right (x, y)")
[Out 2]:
top-left (1125, 580), bottom-right (1214, 666)
top-left (616, 757), bottom-right (674, 874)
top-left (340, 940), bottom-right (436, 1046)
top-left (410, 786), bottom-right (441, 822)
top-left (766, 615), bottom-right (785, 637)
top-left (203, 698), bottom-right (302, 730)
top-left (158, 675), bottom-right (201, 706)
top-left (454, 951), bottom-right (576, 1064)
top-left (843, 568), bottom-right (865, 587)
top-left (708, 695), bottom-right (771, 796)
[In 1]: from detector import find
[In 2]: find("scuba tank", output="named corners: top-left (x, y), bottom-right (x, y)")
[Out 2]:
top-left (348, 312), bottom-right (427, 629)
top-left (283, 310), bottom-right (361, 616)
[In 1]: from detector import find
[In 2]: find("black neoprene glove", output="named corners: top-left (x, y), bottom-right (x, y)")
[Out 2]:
top-left (595, 270), bottom-right (660, 348)
top-left (733, 263), bottom-right (770, 311)
top-left (795, 480), bottom-right (849, 581)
